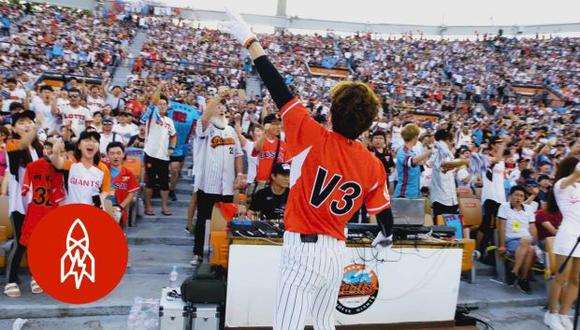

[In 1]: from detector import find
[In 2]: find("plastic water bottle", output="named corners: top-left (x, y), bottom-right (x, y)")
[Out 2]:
top-left (169, 266), bottom-right (178, 288)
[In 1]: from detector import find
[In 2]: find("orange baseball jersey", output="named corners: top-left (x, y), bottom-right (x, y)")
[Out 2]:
top-left (279, 98), bottom-right (391, 240)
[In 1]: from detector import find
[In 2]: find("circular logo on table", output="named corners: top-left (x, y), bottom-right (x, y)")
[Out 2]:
top-left (336, 264), bottom-right (379, 315)
top-left (28, 204), bottom-right (128, 304)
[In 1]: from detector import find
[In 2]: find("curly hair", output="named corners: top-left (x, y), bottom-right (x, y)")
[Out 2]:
top-left (329, 81), bottom-right (380, 140)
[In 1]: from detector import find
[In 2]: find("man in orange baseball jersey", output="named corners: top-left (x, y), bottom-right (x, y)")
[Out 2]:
top-left (226, 10), bottom-right (394, 330)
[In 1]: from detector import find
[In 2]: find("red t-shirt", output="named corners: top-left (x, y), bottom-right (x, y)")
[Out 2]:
top-left (252, 138), bottom-right (287, 182)
top-left (279, 98), bottom-right (391, 240)
top-left (110, 165), bottom-right (139, 224)
top-left (20, 158), bottom-right (65, 246)
top-left (535, 209), bottom-right (562, 242)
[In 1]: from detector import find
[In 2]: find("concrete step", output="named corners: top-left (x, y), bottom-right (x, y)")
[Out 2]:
top-left (0, 315), bottom-right (129, 330)
top-left (127, 244), bottom-right (193, 275)
top-left (126, 220), bottom-right (193, 246)
top-left (468, 305), bottom-right (572, 330)
top-left (458, 275), bottom-right (547, 309)
top-left (0, 273), bottom-right (192, 320)
top-left (151, 199), bottom-right (191, 208)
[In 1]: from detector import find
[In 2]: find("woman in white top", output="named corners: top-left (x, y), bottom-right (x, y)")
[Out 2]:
top-left (544, 157), bottom-right (580, 330)
top-left (51, 131), bottom-right (111, 206)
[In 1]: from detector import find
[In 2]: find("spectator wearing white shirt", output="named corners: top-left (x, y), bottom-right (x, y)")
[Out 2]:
top-left (113, 112), bottom-right (138, 142)
top-left (98, 117), bottom-right (125, 156)
top-left (1, 78), bottom-right (26, 113)
top-left (508, 158), bottom-right (530, 187)
top-left (191, 97), bottom-right (244, 265)
top-left (545, 157), bottom-right (580, 330)
top-left (478, 136), bottom-right (507, 257)
top-left (142, 84), bottom-right (177, 217)
top-left (30, 85), bottom-right (59, 135)
top-left (456, 126), bottom-right (472, 147)
top-left (430, 130), bottom-right (469, 220)
top-left (455, 146), bottom-right (473, 188)
top-left (105, 85), bottom-right (126, 115)
top-left (56, 88), bottom-right (92, 138)
top-left (497, 185), bottom-right (538, 294)
top-left (86, 85), bottom-right (106, 115)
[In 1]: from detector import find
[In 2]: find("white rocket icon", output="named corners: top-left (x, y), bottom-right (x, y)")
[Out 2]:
top-left (60, 218), bottom-right (96, 289)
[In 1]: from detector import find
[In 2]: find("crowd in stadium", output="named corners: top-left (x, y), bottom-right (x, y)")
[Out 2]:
top-left (0, 3), bottom-right (579, 329)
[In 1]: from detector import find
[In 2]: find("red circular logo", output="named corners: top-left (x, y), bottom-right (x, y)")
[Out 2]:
top-left (28, 204), bottom-right (128, 304)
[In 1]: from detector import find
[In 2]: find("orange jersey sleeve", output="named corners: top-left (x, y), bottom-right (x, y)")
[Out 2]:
top-left (98, 162), bottom-right (112, 194)
top-left (278, 98), bottom-right (327, 159)
top-left (62, 159), bottom-right (73, 171)
top-left (6, 139), bottom-right (20, 152)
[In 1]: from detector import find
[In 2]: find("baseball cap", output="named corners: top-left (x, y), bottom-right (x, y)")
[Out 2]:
top-left (272, 163), bottom-right (290, 175)
top-left (11, 110), bottom-right (35, 123)
top-left (78, 130), bottom-right (101, 143)
top-left (119, 111), bottom-right (132, 117)
top-left (518, 158), bottom-right (530, 164)
top-left (103, 117), bottom-right (114, 124)
top-left (263, 113), bottom-right (280, 125)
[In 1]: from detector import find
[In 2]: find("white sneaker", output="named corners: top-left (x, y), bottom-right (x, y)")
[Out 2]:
top-left (190, 256), bottom-right (202, 266)
top-left (558, 314), bottom-right (573, 330)
top-left (544, 312), bottom-right (565, 330)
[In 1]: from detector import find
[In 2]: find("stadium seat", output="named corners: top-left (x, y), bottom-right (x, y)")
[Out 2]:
top-left (458, 198), bottom-right (482, 232)
top-left (0, 196), bottom-right (11, 238)
top-left (124, 157), bottom-right (143, 181)
top-left (457, 187), bottom-right (475, 198)
top-left (123, 157), bottom-right (143, 227)
top-left (0, 225), bottom-right (7, 268)
top-left (424, 214), bottom-right (433, 226)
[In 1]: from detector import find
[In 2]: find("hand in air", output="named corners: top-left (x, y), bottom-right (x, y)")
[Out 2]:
top-left (223, 7), bottom-right (256, 47)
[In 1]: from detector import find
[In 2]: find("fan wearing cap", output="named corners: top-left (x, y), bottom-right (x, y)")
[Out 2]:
top-left (248, 162), bottom-right (289, 220)
top-left (3, 110), bottom-right (44, 298)
top-left (252, 113), bottom-right (287, 186)
top-left (50, 130), bottom-right (111, 206)
top-left (99, 117), bottom-right (125, 156)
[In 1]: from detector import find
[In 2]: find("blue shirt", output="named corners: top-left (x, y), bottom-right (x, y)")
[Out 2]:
top-left (394, 146), bottom-right (421, 198)
top-left (110, 167), bottom-right (120, 205)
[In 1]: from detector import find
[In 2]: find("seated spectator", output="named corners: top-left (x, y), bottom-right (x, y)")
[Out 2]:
top-left (535, 175), bottom-right (552, 208)
top-left (248, 162), bottom-right (289, 220)
top-left (535, 207), bottom-right (562, 250)
top-left (497, 185), bottom-right (538, 294)
top-left (106, 141), bottom-right (139, 229)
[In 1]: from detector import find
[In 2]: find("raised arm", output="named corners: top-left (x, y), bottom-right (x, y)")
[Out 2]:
top-left (224, 9), bottom-right (293, 110)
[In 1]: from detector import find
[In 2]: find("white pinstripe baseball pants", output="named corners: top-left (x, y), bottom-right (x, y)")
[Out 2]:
top-left (273, 231), bottom-right (345, 330)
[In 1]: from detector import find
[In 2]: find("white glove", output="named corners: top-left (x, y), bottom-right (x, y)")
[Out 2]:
top-left (223, 7), bottom-right (256, 47)
top-left (372, 232), bottom-right (393, 249)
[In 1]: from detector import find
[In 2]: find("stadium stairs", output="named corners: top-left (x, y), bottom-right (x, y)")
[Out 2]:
top-left (110, 28), bottom-right (148, 88)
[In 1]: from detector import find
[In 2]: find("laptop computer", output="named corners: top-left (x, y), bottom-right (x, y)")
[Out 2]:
top-left (390, 198), bottom-right (425, 226)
